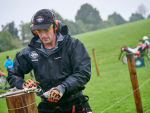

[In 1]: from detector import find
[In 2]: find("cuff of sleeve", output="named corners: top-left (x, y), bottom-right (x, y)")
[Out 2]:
top-left (61, 82), bottom-right (70, 93)
top-left (55, 85), bottom-right (65, 95)
top-left (22, 82), bottom-right (25, 89)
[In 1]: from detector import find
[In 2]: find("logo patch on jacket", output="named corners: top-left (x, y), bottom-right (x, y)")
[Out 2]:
top-left (54, 56), bottom-right (61, 60)
top-left (29, 51), bottom-right (39, 61)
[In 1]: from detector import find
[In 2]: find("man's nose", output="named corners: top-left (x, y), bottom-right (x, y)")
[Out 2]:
top-left (41, 31), bottom-right (46, 37)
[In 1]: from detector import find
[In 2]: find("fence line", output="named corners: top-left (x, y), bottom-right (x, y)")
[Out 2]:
top-left (95, 53), bottom-right (119, 58)
top-left (100, 67), bottom-right (128, 74)
top-left (33, 52), bottom-right (149, 112)
top-left (34, 78), bottom-right (150, 113)
top-left (145, 109), bottom-right (150, 113)
top-left (101, 78), bottom-right (150, 113)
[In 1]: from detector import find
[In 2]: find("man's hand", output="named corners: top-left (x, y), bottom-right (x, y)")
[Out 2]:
top-left (23, 79), bottom-right (38, 88)
top-left (8, 66), bottom-right (12, 68)
top-left (43, 85), bottom-right (65, 103)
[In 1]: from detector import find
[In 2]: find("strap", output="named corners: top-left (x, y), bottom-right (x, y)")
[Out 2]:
top-left (59, 91), bottom-right (83, 103)
top-left (38, 95), bottom-right (89, 113)
top-left (62, 95), bottom-right (89, 113)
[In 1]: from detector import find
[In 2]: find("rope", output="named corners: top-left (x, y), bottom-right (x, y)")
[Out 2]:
top-left (101, 78), bottom-right (150, 113)
top-left (8, 101), bottom-right (36, 110)
top-left (145, 109), bottom-right (150, 113)
top-left (93, 54), bottom-right (118, 59)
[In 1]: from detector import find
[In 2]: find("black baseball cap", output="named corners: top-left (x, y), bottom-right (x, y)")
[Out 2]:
top-left (32, 9), bottom-right (54, 30)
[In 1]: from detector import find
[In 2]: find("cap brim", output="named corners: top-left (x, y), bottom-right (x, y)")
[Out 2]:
top-left (32, 23), bottom-right (52, 30)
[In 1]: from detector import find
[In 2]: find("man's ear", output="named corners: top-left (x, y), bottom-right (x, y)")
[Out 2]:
top-left (30, 24), bottom-right (39, 37)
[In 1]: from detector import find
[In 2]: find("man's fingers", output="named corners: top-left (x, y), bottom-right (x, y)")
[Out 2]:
top-left (23, 79), bottom-right (38, 88)
top-left (47, 89), bottom-right (62, 102)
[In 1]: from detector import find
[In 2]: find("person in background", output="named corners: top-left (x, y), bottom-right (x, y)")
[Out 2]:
top-left (4, 56), bottom-right (13, 72)
top-left (7, 9), bottom-right (92, 113)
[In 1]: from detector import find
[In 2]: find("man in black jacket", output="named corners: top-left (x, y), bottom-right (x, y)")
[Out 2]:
top-left (7, 9), bottom-right (92, 113)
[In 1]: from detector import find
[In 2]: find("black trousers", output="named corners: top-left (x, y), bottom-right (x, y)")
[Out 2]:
top-left (38, 95), bottom-right (92, 113)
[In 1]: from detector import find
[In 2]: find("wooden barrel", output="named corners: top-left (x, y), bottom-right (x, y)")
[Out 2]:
top-left (6, 92), bottom-right (38, 113)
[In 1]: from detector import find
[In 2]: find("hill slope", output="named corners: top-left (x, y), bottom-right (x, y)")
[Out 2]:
top-left (75, 18), bottom-right (150, 57)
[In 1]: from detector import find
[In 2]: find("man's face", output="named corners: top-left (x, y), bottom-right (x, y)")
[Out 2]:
top-left (36, 25), bottom-right (55, 45)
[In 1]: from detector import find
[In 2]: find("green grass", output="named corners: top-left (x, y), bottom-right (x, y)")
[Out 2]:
top-left (0, 19), bottom-right (150, 113)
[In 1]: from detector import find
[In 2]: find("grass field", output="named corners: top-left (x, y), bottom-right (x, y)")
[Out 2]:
top-left (0, 19), bottom-right (150, 113)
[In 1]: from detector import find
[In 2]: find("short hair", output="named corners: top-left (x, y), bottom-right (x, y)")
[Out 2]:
top-left (6, 56), bottom-right (9, 59)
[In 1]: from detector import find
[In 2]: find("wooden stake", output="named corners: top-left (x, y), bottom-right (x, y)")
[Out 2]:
top-left (126, 53), bottom-right (143, 113)
top-left (6, 92), bottom-right (38, 113)
top-left (92, 49), bottom-right (99, 76)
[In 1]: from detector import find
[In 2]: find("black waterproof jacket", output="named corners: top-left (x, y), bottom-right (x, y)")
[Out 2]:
top-left (7, 24), bottom-right (91, 96)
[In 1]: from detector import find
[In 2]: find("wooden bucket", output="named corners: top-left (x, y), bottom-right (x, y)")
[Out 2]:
top-left (6, 92), bottom-right (38, 113)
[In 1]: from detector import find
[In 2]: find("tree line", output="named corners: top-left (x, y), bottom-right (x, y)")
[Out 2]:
top-left (0, 3), bottom-right (150, 52)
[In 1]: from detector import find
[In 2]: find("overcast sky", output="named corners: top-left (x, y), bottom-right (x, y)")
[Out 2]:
top-left (0, 0), bottom-right (150, 31)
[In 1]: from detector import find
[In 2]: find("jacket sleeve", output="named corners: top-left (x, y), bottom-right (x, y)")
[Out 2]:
top-left (4, 60), bottom-right (8, 69)
top-left (62, 39), bottom-right (91, 94)
top-left (7, 50), bottom-right (33, 89)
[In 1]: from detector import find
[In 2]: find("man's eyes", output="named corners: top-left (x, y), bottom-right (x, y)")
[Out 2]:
top-left (37, 29), bottom-right (49, 33)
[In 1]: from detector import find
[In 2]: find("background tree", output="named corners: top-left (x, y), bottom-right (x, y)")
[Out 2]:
top-left (51, 9), bottom-right (66, 24)
top-left (98, 20), bottom-right (116, 29)
top-left (108, 12), bottom-right (127, 25)
top-left (2, 21), bottom-right (19, 39)
top-left (136, 4), bottom-right (148, 18)
top-left (75, 20), bottom-right (87, 33)
top-left (63, 19), bottom-right (86, 35)
top-left (20, 21), bottom-right (32, 41)
top-left (147, 14), bottom-right (150, 19)
top-left (75, 3), bottom-right (102, 25)
top-left (0, 30), bottom-right (15, 52)
top-left (52, 9), bottom-right (86, 35)
top-left (129, 13), bottom-right (145, 22)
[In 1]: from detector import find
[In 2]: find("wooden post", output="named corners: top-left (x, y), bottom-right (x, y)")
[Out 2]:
top-left (92, 49), bottom-right (99, 76)
top-left (6, 92), bottom-right (38, 113)
top-left (126, 53), bottom-right (143, 113)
